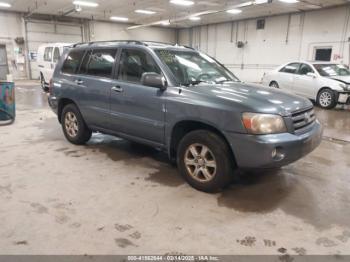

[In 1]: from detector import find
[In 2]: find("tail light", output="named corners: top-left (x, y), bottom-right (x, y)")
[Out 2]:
top-left (49, 79), bottom-right (53, 95)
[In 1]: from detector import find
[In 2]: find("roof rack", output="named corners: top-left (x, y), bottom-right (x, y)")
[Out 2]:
top-left (72, 40), bottom-right (148, 48)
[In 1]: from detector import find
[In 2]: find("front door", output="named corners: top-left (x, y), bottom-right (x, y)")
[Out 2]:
top-left (294, 63), bottom-right (318, 99)
top-left (0, 45), bottom-right (8, 80)
top-left (110, 48), bottom-right (165, 145)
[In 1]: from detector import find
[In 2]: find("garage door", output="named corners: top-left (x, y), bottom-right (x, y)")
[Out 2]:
top-left (0, 45), bottom-right (8, 80)
top-left (25, 20), bottom-right (83, 79)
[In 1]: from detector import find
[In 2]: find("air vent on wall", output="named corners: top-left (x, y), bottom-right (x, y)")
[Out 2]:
top-left (257, 19), bottom-right (265, 30)
top-left (15, 37), bottom-right (25, 45)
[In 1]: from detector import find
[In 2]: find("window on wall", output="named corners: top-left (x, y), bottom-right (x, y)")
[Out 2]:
top-left (315, 48), bottom-right (332, 62)
top-left (44, 47), bottom-right (53, 62)
top-left (257, 19), bottom-right (265, 30)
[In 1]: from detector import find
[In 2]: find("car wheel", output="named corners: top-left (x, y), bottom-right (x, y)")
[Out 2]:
top-left (269, 81), bottom-right (279, 89)
top-left (61, 104), bottom-right (92, 145)
top-left (177, 130), bottom-right (234, 193)
top-left (317, 88), bottom-right (337, 109)
top-left (40, 74), bottom-right (48, 92)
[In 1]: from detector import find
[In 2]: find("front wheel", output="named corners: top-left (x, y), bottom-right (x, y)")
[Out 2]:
top-left (317, 88), bottom-right (337, 109)
top-left (177, 130), bottom-right (234, 193)
top-left (61, 104), bottom-right (92, 145)
top-left (269, 81), bottom-right (279, 89)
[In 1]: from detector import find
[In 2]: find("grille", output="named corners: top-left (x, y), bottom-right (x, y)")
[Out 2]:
top-left (291, 107), bottom-right (316, 133)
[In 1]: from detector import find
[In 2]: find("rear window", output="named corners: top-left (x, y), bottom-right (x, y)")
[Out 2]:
top-left (44, 47), bottom-right (53, 62)
top-left (280, 63), bottom-right (300, 74)
top-left (61, 49), bottom-right (85, 74)
top-left (79, 49), bottom-right (117, 78)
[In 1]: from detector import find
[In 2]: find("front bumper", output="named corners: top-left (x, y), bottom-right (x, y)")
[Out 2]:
top-left (224, 120), bottom-right (323, 169)
top-left (338, 92), bottom-right (350, 104)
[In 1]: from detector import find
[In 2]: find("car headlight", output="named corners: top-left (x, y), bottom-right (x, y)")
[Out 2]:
top-left (242, 113), bottom-right (287, 135)
top-left (339, 83), bottom-right (349, 91)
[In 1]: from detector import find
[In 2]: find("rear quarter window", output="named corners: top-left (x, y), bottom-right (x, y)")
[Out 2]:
top-left (61, 49), bottom-right (85, 74)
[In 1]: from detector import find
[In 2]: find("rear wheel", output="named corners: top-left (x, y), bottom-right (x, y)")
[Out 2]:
top-left (61, 104), bottom-right (92, 145)
top-left (317, 88), bottom-right (337, 109)
top-left (269, 81), bottom-right (279, 89)
top-left (40, 74), bottom-right (48, 92)
top-left (177, 130), bottom-right (234, 193)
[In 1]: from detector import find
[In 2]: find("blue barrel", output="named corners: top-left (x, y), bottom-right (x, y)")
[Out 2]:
top-left (0, 81), bottom-right (15, 125)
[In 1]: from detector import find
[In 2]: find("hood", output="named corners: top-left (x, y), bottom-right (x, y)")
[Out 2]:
top-left (330, 75), bottom-right (350, 84)
top-left (185, 82), bottom-right (312, 116)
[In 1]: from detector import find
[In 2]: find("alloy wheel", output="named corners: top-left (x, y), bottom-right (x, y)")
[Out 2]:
top-left (64, 112), bottom-right (79, 138)
top-left (184, 143), bottom-right (217, 183)
top-left (319, 91), bottom-right (332, 107)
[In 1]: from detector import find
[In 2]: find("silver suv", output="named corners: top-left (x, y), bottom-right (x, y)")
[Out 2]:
top-left (48, 41), bottom-right (323, 192)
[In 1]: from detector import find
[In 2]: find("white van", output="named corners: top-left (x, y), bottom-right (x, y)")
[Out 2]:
top-left (37, 43), bottom-right (72, 91)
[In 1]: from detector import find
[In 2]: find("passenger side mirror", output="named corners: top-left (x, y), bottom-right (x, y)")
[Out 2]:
top-left (307, 72), bottom-right (317, 78)
top-left (141, 72), bottom-right (167, 90)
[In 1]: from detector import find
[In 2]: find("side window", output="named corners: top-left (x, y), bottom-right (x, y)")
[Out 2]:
top-left (61, 49), bottom-right (85, 74)
top-left (118, 49), bottom-right (161, 84)
top-left (53, 47), bottom-right (60, 63)
top-left (280, 63), bottom-right (300, 74)
top-left (85, 49), bottom-right (117, 78)
top-left (298, 64), bottom-right (314, 75)
top-left (44, 47), bottom-right (53, 62)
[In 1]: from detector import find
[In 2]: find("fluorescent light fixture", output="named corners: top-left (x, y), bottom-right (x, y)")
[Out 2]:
top-left (0, 2), bottom-right (11, 8)
top-left (160, 21), bottom-right (171, 26)
top-left (236, 1), bottom-right (253, 7)
top-left (72, 1), bottom-right (98, 7)
top-left (278, 0), bottom-right (299, 3)
top-left (226, 9), bottom-right (242, 14)
top-left (135, 9), bottom-right (156, 15)
top-left (255, 0), bottom-right (268, 4)
top-left (189, 16), bottom-right (201, 21)
top-left (170, 0), bottom-right (194, 6)
top-left (110, 16), bottom-right (129, 22)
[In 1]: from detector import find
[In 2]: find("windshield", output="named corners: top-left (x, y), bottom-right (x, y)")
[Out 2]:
top-left (314, 64), bottom-right (350, 77)
top-left (155, 49), bottom-right (240, 86)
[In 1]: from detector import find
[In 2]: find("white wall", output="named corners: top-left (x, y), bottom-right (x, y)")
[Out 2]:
top-left (89, 20), bottom-right (176, 43)
top-left (0, 11), bottom-right (27, 79)
top-left (178, 5), bottom-right (350, 83)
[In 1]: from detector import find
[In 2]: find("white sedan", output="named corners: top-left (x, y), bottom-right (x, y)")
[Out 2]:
top-left (262, 61), bottom-right (350, 109)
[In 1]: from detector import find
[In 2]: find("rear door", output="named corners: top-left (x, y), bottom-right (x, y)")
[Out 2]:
top-left (43, 46), bottom-right (53, 82)
top-left (277, 63), bottom-right (301, 92)
top-left (109, 48), bottom-right (165, 145)
top-left (74, 48), bottom-right (119, 129)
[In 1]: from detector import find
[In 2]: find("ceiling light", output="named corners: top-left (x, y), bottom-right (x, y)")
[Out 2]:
top-left (160, 21), bottom-right (171, 26)
top-left (255, 0), bottom-right (268, 4)
top-left (236, 1), bottom-right (253, 7)
top-left (72, 1), bottom-right (98, 7)
top-left (170, 0), bottom-right (194, 6)
top-left (278, 0), bottom-right (299, 3)
top-left (226, 9), bottom-right (242, 14)
top-left (0, 2), bottom-right (11, 8)
top-left (189, 16), bottom-right (201, 21)
top-left (110, 16), bottom-right (129, 22)
top-left (135, 9), bottom-right (156, 15)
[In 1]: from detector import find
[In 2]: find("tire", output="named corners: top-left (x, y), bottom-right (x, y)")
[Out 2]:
top-left (317, 88), bottom-right (337, 109)
top-left (269, 81), bottom-right (279, 89)
top-left (40, 74), bottom-right (48, 92)
top-left (177, 130), bottom-right (234, 193)
top-left (61, 104), bottom-right (92, 145)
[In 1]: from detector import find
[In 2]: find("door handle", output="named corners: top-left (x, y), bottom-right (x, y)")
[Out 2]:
top-left (75, 79), bottom-right (84, 85)
top-left (111, 86), bottom-right (123, 93)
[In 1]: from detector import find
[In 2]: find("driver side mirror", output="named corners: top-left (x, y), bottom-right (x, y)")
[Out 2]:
top-left (307, 72), bottom-right (317, 78)
top-left (141, 72), bottom-right (167, 90)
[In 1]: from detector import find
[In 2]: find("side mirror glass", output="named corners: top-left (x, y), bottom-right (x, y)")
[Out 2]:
top-left (141, 72), bottom-right (167, 90)
top-left (307, 72), bottom-right (317, 78)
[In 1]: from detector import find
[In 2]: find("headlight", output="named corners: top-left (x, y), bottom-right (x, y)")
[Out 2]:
top-left (242, 113), bottom-right (287, 135)
top-left (339, 83), bottom-right (349, 91)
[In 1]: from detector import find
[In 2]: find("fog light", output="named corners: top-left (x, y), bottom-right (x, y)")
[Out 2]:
top-left (272, 147), bottom-right (285, 161)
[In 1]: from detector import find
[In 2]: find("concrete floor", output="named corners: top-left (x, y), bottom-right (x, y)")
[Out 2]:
top-left (1, 80), bottom-right (350, 255)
